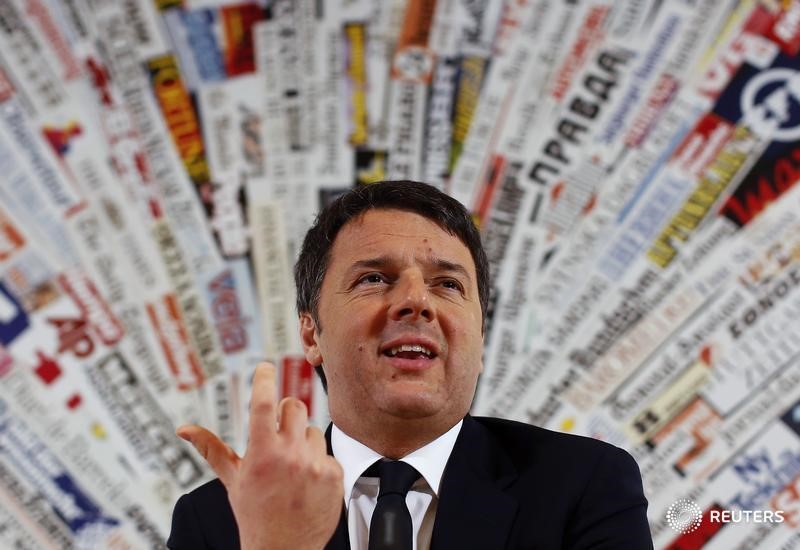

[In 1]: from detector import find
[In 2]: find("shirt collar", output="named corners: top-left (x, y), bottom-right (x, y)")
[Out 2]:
top-left (332, 419), bottom-right (463, 505)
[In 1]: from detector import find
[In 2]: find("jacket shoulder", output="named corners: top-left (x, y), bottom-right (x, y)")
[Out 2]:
top-left (167, 479), bottom-right (239, 549)
top-left (470, 415), bottom-right (630, 469)
top-left (469, 416), bottom-right (652, 549)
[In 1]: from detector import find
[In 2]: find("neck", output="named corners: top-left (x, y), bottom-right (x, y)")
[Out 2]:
top-left (334, 415), bottom-right (462, 459)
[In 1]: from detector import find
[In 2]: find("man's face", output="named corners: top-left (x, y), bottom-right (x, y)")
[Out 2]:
top-left (300, 209), bottom-right (484, 437)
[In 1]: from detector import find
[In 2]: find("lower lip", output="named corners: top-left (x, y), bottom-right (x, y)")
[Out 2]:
top-left (383, 355), bottom-right (436, 371)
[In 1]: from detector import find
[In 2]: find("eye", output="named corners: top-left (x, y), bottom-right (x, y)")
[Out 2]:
top-left (439, 279), bottom-right (464, 292)
top-left (357, 273), bottom-right (387, 285)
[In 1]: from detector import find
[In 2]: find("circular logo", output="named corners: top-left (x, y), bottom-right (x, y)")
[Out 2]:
top-left (740, 68), bottom-right (800, 142)
top-left (393, 46), bottom-right (434, 83)
top-left (666, 498), bottom-right (703, 534)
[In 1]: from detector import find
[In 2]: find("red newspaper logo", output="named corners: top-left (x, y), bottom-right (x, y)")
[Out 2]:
top-left (722, 143), bottom-right (800, 226)
top-left (34, 350), bottom-right (63, 384)
top-left (281, 356), bottom-right (314, 414)
top-left (672, 114), bottom-right (734, 178)
top-left (551, 6), bottom-right (610, 101)
top-left (58, 272), bottom-right (124, 346)
top-left (222, 3), bottom-right (263, 76)
top-left (146, 295), bottom-right (204, 391)
top-left (48, 316), bottom-right (95, 358)
top-left (767, 0), bottom-right (800, 55)
top-left (391, 0), bottom-right (437, 84)
top-left (86, 57), bottom-right (113, 106)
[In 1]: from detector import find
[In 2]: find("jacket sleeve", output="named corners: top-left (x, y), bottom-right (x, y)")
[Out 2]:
top-left (565, 445), bottom-right (654, 550)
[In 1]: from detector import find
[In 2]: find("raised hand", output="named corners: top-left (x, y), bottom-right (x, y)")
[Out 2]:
top-left (177, 362), bottom-right (343, 550)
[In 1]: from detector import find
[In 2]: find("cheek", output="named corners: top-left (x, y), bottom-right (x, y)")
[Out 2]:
top-left (446, 314), bottom-right (484, 375)
top-left (365, 307), bottom-right (387, 335)
top-left (449, 310), bottom-right (483, 347)
top-left (322, 313), bottom-right (371, 349)
top-left (324, 335), bottom-right (371, 374)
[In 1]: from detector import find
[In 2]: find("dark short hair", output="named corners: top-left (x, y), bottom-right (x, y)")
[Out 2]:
top-left (294, 180), bottom-right (490, 328)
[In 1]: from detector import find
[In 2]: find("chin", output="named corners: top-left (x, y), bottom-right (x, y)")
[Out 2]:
top-left (379, 390), bottom-right (442, 419)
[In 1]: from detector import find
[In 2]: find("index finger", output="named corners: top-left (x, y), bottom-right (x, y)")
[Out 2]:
top-left (246, 362), bottom-right (279, 455)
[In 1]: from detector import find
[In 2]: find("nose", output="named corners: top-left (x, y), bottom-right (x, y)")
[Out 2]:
top-left (388, 270), bottom-right (434, 322)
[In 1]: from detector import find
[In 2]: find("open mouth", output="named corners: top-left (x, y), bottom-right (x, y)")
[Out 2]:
top-left (383, 344), bottom-right (437, 360)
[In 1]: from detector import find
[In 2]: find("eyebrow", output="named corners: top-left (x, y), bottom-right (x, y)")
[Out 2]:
top-left (349, 255), bottom-right (473, 282)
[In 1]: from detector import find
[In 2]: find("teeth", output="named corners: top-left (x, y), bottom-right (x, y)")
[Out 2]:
top-left (387, 344), bottom-right (433, 357)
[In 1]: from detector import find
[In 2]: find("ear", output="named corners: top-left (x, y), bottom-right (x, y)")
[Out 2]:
top-left (299, 313), bottom-right (323, 366)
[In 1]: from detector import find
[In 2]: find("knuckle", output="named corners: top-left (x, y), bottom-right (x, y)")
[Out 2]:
top-left (325, 460), bottom-right (344, 481)
top-left (306, 425), bottom-right (323, 437)
top-left (269, 450), bottom-right (288, 467)
top-left (253, 400), bottom-right (274, 416)
top-left (283, 397), bottom-right (307, 413)
top-left (247, 459), bottom-right (272, 478)
top-left (308, 461), bottom-right (323, 480)
top-left (285, 455), bottom-right (305, 475)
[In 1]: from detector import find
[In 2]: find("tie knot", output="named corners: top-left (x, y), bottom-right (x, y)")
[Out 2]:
top-left (376, 460), bottom-right (420, 498)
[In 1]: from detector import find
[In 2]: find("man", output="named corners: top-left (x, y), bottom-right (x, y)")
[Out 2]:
top-left (168, 180), bottom-right (653, 549)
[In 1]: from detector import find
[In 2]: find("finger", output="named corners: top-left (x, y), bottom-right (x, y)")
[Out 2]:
top-left (305, 426), bottom-right (327, 457)
top-left (278, 397), bottom-right (308, 441)
top-left (247, 362), bottom-right (279, 455)
top-left (177, 425), bottom-right (240, 487)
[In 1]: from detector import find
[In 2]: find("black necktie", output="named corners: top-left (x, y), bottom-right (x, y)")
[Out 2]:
top-left (368, 460), bottom-right (420, 550)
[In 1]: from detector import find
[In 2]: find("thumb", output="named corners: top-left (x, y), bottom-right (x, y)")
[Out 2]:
top-left (178, 424), bottom-right (240, 487)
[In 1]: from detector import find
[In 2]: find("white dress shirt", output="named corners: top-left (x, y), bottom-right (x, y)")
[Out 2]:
top-left (331, 420), bottom-right (463, 550)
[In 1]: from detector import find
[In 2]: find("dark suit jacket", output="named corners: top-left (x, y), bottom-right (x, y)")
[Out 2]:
top-left (168, 416), bottom-right (653, 549)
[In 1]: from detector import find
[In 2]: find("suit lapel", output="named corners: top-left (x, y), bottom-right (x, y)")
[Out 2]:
top-left (324, 425), bottom-right (351, 550)
top-left (325, 505), bottom-right (350, 550)
top-left (322, 418), bottom-right (519, 550)
top-left (430, 416), bottom-right (519, 550)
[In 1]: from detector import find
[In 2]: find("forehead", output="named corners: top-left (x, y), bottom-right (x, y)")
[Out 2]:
top-left (328, 209), bottom-right (474, 267)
